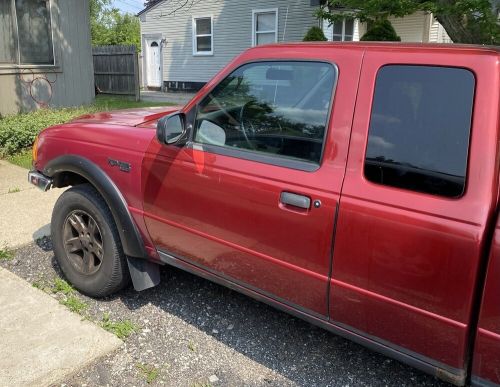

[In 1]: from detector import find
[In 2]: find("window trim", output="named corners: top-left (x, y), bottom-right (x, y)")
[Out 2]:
top-left (0, 0), bottom-right (57, 69)
top-left (252, 8), bottom-right (278, 47)
top-left (188, 59), bottom-right (339, 172)
top-left (192, 15), bottom-right (214, 56)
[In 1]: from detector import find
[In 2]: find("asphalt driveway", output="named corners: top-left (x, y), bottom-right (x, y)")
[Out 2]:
top-left (0, 238), bottom-right (450, 387)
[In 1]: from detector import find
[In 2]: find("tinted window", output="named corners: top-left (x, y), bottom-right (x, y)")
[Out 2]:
top-left (195, 61), bottom-right (335, 165)
top-left (365, 65), bottom-right (475, 197)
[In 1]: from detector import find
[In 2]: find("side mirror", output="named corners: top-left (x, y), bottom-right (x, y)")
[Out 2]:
top-left (157, 112), bottom-right (187, 145)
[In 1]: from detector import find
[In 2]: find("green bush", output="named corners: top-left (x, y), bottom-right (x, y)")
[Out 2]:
top-left (0, 107), bottom-right (94, 156)
top-left (303, 26), bottom-right (328, 41)
top-left (361, 19), bottom-right (401, 42)
top-left (0, 96), bottom-right (175, 157)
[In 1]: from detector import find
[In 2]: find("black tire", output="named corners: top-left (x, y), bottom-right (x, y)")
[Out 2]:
top-left (51, 184), bottom-right (130, 297)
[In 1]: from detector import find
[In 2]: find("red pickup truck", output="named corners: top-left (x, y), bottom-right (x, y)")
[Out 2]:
top-left (29, 43), bottom-right (499, 386)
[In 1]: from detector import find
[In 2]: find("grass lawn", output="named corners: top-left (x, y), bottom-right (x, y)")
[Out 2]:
top-left (92, 95), bottom-right (174, 110)
top-left (0, 95), bottom-right (173, 169)
top-left (6, 150), bottom-right (32, 170)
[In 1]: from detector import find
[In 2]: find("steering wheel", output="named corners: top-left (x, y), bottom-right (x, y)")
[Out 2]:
top-left (238, 101), bottom-right (256, 150)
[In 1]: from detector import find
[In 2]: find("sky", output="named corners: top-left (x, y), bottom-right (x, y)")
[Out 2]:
top-left (112, 0), bottom-right (145, 15)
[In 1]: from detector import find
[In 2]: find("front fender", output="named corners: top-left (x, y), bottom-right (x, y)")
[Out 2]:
top-left (43, 155), bottom-right (146, 259)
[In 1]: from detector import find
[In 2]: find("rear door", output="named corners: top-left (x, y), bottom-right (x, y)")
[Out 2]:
top-left (330, 49), bottom-right (499, 373)
top-left (142, 47), bottom-right (363, 317)
top-left (472, 216), bottom-right (500, 386)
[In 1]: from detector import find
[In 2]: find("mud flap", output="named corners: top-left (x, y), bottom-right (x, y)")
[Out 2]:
top-left (127, 257), bottom-right (161, 291)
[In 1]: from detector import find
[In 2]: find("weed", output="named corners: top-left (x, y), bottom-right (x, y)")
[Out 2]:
top-left (61, 295), bottom-right (88, 314)
top-left (52, 278), bottom-right (74, 295)
top-left (188, 340), bottom-right (196, 352)
top-left (191, 382), bottom-right (212, 387)
top-left (32, 280), bottom-right (43, 289)
top-left (0, 248), bottom-right (13, 261)
top-left (48, 278), bottom-right (87, 314)
top-left (32, 277), bottom-right (53, 293)
top-left (136, 363), bottom-right (160, 384)
top-left (101, 313), bottom-right (139, 339)
top-left (7, 187), bottom-right (20, 193)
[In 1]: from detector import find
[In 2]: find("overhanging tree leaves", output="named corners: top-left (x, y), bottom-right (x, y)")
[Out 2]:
top-left (318, 0), bottom-right (500, 44)
top-left (90, 0), bottom-right (111, 45)
top-left (90, 0), bottom-right (140, 47)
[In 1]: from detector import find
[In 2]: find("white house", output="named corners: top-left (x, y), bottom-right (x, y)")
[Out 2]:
top-left (323, 11), bottom-right (451, 44)
top-left (138, 0), bottom-right (452, 92)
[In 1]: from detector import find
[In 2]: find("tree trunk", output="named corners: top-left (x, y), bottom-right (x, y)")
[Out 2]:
top-left (434, 14), bottom-right (480, 43)
top-left (432, 0), bottom-right (481, 44)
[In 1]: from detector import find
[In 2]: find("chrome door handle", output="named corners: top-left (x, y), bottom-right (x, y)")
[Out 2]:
top-left (280, 192), bottom-right (311, 210)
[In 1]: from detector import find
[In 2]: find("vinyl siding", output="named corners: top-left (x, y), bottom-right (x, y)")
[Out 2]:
top-left (140, 0), bottom-right (319, 84)
top-left (0, 0), bottom-right (94, 115)
top-left (353, 20), bottom-right (363, 41)
top-left (429, 16), bottom-right (453, 43)
top-left (389, 12), bottom-right (452, 43)
top-left (388, 12), bottom-right (428, 42)
top-left (321, 12), bottom-right (436, 43)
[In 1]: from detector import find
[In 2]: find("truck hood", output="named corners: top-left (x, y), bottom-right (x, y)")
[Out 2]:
top-left (71, 106), bottom-right (182, 127)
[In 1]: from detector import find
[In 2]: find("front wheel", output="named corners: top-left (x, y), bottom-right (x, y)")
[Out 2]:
top-left (51, 184), bottom-right (130, 297)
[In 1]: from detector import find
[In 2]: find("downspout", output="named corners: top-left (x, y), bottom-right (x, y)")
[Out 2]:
top-left (160, 39), bottom-right (167, 92)
top-left (282, 6), bottom-right (289, 42)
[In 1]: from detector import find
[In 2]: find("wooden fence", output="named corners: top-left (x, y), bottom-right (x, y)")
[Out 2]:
top-left (92, 45), bottom-right (140, 101)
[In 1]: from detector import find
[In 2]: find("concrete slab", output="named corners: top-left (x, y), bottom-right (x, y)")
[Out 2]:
top-left (0, 267), bottom-right (122, 386)
top-left (0, 160), bottom-right (32, 194)
top-left (0, 160), bottom-right (64, 248)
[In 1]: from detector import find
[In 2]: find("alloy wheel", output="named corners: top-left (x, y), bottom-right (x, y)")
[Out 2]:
top-left (63, 210), bottom-right (104, 275)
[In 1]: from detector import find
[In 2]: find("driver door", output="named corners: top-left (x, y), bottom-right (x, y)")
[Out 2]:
top-left (142, 52), bottom-right (362, 317)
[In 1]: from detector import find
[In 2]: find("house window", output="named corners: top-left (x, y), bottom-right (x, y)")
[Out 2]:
top-left (0, 0), bottom-right (54, 65)
top-left (192, 16), bottom-right (213, 55)
top-left (252, 9), bottom-right (278, 46)
top-left (323, 18), bottom-right (354, 41)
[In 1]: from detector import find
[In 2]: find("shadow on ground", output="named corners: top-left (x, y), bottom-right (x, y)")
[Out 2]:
top-left (42, 243), bottom-right (450, 386)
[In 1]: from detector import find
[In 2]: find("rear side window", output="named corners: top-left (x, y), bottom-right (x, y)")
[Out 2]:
top-left (364, 65), bottom-right (475, 198)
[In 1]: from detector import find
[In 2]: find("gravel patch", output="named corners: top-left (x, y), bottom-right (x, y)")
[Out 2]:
top-left (1, 238), bottom-right (451, 387)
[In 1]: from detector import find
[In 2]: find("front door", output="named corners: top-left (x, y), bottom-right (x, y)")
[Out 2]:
top-left (146, 40), bottom-right (161, 88)
top-left (142, 49), bottom-right (363, 317)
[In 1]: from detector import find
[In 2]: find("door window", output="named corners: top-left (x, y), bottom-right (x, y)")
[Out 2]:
top-left (364, 65), bottom-right (475, 197)
top-left (194, 61), bottom-right (336, 166)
